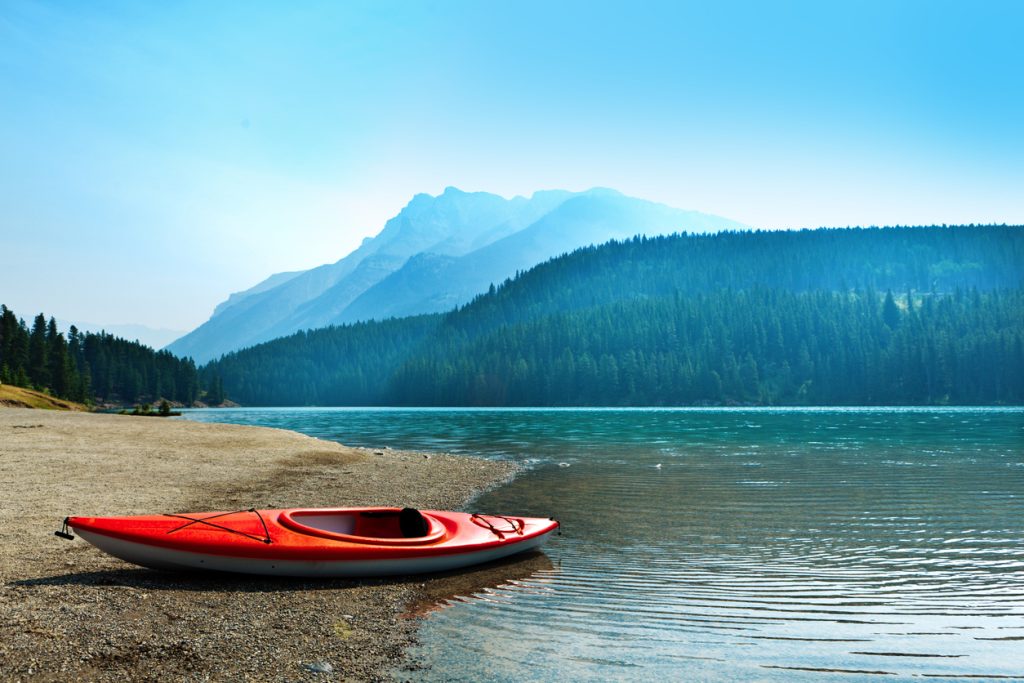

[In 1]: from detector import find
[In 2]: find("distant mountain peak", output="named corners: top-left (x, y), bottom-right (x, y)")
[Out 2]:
top-left (166, 187), bottom-right (746, 362)
top-left (581, 186), bottom-right (624, 197)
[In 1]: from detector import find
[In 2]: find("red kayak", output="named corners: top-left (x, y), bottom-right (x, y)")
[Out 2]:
top-left (62, 507), bottom-right (558, 577)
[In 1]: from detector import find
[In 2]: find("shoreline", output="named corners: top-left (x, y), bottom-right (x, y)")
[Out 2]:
top-left (0, 408), bottom-right (533, 681)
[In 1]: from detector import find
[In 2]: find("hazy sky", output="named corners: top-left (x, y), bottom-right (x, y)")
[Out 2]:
top-left (2, 1), bottom-right (1022, 331)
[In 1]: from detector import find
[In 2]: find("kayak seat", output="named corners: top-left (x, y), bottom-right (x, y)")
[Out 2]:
top-left (279, 507), bottom-right (448, 545)
top-left (400, 507), bottom-right (430, 538)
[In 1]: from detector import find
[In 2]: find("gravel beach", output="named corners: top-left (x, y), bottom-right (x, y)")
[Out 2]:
top-left (0, 408), bottom-right (538, 682)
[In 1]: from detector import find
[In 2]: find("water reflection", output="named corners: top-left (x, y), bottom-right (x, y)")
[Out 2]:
top-left (404, 551), bottom-right (556, 619)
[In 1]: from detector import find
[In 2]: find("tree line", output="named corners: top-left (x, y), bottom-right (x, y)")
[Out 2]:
top-left (0, 306), bottom-right (201, 405)
top-left (200, 314), bottom-right (439, 406)
top-left (389, 288), bottom-right (1023, 406)
top-left (203, 225), bottom-right (1024, 406)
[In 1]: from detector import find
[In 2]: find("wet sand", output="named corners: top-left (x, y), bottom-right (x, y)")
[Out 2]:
top-left (0, 408), bottom-right (540, 681)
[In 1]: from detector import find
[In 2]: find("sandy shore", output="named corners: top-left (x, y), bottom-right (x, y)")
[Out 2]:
top-left (0, 408), bottom-right (543, 682)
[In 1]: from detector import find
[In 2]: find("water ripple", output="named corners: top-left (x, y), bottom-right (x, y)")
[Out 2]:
top-left (179, 407), bottom-right (1024, 680)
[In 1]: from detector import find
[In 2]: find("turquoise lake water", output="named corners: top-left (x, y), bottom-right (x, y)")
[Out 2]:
top-left (180, 407), bottom-right (1024, 681)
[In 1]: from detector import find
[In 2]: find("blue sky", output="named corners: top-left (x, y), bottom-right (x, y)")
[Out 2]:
top-left (2, 1), bottom-right (1022, 333)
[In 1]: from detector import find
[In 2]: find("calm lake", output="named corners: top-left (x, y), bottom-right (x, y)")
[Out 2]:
top-left (180, 407), bottom-right (1024, 681)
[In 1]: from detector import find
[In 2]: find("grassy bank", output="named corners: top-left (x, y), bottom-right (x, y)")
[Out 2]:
top-left (0, 384), bottom-right (87, 410)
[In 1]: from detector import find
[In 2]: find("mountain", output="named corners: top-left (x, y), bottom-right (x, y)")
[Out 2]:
top-left (166, 187), bottom-right (744, 363)
top-left (212, 270), bottom-right (304, 317)
top-left (201, 224), bottom-right (1024, 407)
top-left (336, 189), bottom-right (734, 323)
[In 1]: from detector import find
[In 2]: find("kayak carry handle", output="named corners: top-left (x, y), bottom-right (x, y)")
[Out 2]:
top-left (55, 517), bottom-right (74, 541)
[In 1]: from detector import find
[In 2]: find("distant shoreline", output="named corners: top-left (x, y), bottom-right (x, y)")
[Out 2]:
top-left (179, 403), bottom-right (1024, 410)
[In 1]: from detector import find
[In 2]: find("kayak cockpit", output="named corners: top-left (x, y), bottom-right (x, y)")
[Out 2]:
top-left (278, 507), bottom-right (447, 545)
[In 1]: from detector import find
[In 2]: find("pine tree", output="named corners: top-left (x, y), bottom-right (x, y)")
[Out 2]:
top-left (28, 314), bottom-right (49, 389)
top-left (75, 361), bottom-right (92, 404)
top-left (0, 305), bottom-right (15, 367)
top-left (883, 290), bottom-right (900, 329)
top-left (206, 375), bottom-right (225, 405)
top-left (48, 331), bottom-right (71, 398)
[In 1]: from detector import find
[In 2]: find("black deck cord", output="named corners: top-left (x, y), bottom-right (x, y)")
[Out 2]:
top-left (249, 508), bottom-right (272, 542)
top-left (163, 509), bottom-right (272, 544)
top-left (493, 514), bottom-right (524, 535)
top-left (474, 515), bottom-right (504, 539)
top-left (471, 513), bottom-right (524, 539)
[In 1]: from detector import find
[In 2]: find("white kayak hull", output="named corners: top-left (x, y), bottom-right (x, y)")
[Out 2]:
top-left (75, 528), bottom-right (553, 577)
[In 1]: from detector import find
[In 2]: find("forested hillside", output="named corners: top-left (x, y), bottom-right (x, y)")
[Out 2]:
top-left (202, 225), bottom-right (1024, 406)
top-left (0, 306), bottom-right (200, 405)
top-left (203, 314), bottom-right (440, 406)
top-left (392, 288), bottom-right (1023, 405)
top-left (448, 225), bottom-right (1022, 335)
